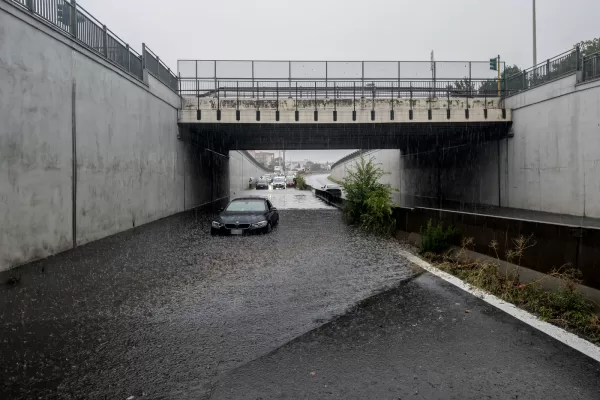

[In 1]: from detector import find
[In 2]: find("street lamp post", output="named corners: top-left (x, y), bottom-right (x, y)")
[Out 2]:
top-left (533, 0), bottom-right (537, 65)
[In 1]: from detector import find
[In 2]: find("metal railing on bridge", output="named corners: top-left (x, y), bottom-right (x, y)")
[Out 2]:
top-left (178, 59), bottom-right (508, 101)
top-left (504, 49), bottom-right (579, 96)
top-left (8, 0), bottom-right (177, 92)
top-left (583, 51), bottom-right (600, 82)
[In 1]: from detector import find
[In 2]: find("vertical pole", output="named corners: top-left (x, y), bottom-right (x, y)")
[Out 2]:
top-left (436, 134), bottom-right (441, 209)
top-left (126, 44), bottom-right (131, 73)
top-left (142, 43), bottom-right (146, 69)
top-left (397, 61), bottom-right (401, 98)
top-left (102, 25), bottom-right (108, 57)
top-left (325, 61), bottom-right (328, 98)
top-left (361, 61), bottom-right (365, 98)
top-left (468, 61), bottom-right (472, 98)
top-left (533, 0), bottom-right (537, 66)
top-left (71, 0), bottom-right (78, 38)
top-left (252, 61), bottom-right (255, 98)
top-left (26, 0), bottom-right (34, 12)
top-left (497, 55), bottom-right (501, 96)
top-left (546, 58), bottom-right (550, 81)
top-left (214, 61), bottom-right (217, 94)
top-left (72, 80), bottom-right (77, 248)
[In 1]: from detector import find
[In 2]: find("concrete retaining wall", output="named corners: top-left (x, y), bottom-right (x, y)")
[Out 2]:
top-left (503, 75), bottom-right (600, 218)
top-left (0, 3), bottom-right (227, 270)
top-left (229, 151), bottom-right (271, 198)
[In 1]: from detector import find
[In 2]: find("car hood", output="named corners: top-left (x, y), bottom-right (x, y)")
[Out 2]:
top-left (217, 212), bottom-right (266, 224)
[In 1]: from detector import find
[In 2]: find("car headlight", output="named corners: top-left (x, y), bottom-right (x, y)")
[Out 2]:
top-left (252, 220), bottom-right (268, 228)
top-left (212, 221), bottom-right (223, 228)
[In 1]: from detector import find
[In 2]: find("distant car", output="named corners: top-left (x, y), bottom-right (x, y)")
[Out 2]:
top-left (321, 184), bottom-right (342, 197)
top-left (211, 197), bottom-right (279, 235)
top-left (272, 176), bottom-right (286, 189)
top-left (264, 174), bottom-right (273, 183)
top-left (285, 176), bottom-right (295, 187)
top-left (255, 179), bottom-right (268, 190)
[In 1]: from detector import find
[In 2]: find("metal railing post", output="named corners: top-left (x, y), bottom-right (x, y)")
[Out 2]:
top-left (142, 43), bottom-right (146, 69)
top-left (361, 61), bottom-right (365, 98)
top-left (26, 0), bottom-right (34, 12)
top-left (397, 61), bottom-right (401, 98)
top-left (102, 25), bottom-right (108, 57)
top-left (214, 60), bottom-right (217, 95)
top-left (71, 0), bottom-right (78, 38)
top-left (546, 59), bottom-right (550, 81)
top-left (288, 61), bottom-right (292, 98)
top-left (252, 61), bottom-right (255, 98)
top-left (126, 44), bottom-right (131, 73)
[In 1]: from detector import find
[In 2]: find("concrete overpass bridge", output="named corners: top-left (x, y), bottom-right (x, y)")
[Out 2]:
top-left (177, 59), bottom-right (512, 150)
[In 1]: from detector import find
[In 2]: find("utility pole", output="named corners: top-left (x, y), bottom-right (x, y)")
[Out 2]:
top-left (533, 0), bottom-right (537, 65)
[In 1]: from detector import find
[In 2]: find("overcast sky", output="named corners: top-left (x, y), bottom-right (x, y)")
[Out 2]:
top-left (81, 0), bottom-right (600, 162)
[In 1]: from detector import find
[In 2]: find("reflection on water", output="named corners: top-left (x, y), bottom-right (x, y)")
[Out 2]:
top-left (231, 187), bottom-right (334, 210)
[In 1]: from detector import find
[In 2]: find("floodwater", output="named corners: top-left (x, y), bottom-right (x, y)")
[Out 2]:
top-left (230, 185), bottom-right (335, 210)
top-left (0, 195), bottom-right (414, 398)
top-left (1, 188), bottom-right (599, 399)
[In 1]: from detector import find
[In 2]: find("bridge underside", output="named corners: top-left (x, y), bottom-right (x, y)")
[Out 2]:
top-left (178, 122), bottom-right (512, 151)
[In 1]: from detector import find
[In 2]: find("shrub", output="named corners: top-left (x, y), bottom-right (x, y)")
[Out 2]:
top-left (295, 174), bottom-right (309, 190)
top-left (341, 156), bottom-right (396, 235)
top-left (420, 219), bottom-right (460, 254)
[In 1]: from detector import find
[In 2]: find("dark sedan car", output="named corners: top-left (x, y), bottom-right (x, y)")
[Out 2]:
top-left (255, 179), bottom-right (269, 190)
top-left (211, 197), bottom-right (279, 235)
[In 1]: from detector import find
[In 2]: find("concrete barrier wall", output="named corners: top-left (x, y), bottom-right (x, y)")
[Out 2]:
top-left (229, 151), bottom-right (271, 198)
top-left (394, 206), bottom-right (600, 290)
top-left (503, 75), bottom-right (600, 218)
top-left (0, 3), bottom-right (227, 270)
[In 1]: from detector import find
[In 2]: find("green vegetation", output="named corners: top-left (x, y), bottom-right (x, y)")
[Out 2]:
top-left (295, 174), bottom-right (309, 190)
top-left (341, 156), bottom-right (396, 235)
top-left (420, 219), bottom-right (460, 254)
top-left (327, 176), bottom-right (342, 185)
top-left (424, 236), bottom-right (600, 344)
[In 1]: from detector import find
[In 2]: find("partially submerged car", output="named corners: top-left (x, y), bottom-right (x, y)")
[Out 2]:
top-left (211, 197), bottom-right (279, 235)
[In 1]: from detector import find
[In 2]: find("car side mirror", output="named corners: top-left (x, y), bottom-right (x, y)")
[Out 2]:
top-left (271, 207), bottom-right (277, 211)
top-left (217, 207), bottom-right (224, 212)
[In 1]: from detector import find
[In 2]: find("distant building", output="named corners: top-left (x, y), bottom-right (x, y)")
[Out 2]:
top-left (254, 152), bottom-right (274, 167)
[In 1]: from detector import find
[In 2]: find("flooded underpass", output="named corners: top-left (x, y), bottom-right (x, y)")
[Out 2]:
top-left (2, 190), bottom-right (600, 399)
top-left (0, 190), bottom-right (414, 399)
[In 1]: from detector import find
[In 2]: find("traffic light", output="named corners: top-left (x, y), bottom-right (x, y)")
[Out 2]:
top-left (489, 57), bottom-right (498, 71)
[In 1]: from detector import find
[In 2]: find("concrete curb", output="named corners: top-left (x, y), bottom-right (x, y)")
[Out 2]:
top-left (398, 249), bottom-right (600, 363)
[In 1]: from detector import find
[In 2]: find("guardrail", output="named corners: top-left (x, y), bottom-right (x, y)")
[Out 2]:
top-left (8, 0), bottom-right (177, 92)
top-left (505, 48), bottom-right (579, 96)
top-left (143, 44), bottom-right (178, 92)
top-left (179, 78), bottom-right (508, 102)
top-left (178, 60), bottom-right (505, 82)
top-left (583, 51), bottom-right (600, 82)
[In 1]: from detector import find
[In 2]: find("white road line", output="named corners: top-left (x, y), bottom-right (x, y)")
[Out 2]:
top-left (398, 249), bottom-right (600, 363)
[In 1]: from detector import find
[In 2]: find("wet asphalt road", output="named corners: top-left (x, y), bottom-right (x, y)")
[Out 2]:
top-left (1, 188), bottom-right (599, 399)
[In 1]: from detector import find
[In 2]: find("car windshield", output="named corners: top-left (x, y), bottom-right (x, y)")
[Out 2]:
top-left (286, 176), bottom-right (294, 180)
top-left (273, 177), bottom-right (285, 182)
top-left (225, 199), bottom-right (266, 212)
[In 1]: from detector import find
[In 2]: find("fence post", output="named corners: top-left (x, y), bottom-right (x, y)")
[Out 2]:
top-left (102, 25), bottom-right (108, 57)
top-left (126, 44), bottom-right (131, 73)
top-left (361, 61), bottom-right (365, 98)
top-left (70, 0), bottom-right (77, 38)
top-left (546, 59), bottom-right (550, 81)
top-left (26, 0), bottom-right (34, 12)
top-left (142, 43), bottom-right (146, 69)
top-left (576, 45), bottom-right (582, 71)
